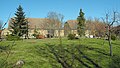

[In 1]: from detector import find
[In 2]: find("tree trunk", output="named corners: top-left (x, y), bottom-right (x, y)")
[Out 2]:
top-left (108, 26), bottom-right (112, 56)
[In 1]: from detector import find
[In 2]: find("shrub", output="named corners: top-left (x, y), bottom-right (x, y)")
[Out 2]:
top-left (109, 56), bottom-right (120, 68)
top-left (6, 35), bottom-right (21, 41)
top-left (111, 35), bottom-right (116, 41)
top-left (32, 34), bottom-right (37, 37)
top-left (36, 35), bottom-right (45, 39)
top-left (67, 34), bottom-right (75, 40)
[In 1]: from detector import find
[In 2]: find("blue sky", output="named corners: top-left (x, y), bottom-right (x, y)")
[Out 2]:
top-left (0, 0), bottom-right (120, 27)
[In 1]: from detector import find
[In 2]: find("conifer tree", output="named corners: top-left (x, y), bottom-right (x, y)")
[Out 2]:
top-left (10, 5), bottom-right (28, 37)
top-left (77, 9), bottom-right (86, 37)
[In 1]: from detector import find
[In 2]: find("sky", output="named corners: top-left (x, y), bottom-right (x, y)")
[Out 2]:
top-left (0, 0), bottom-right (120, 28)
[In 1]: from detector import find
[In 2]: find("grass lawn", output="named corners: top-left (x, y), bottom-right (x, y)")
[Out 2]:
top-left (0, 38), bottom-right (120, 68)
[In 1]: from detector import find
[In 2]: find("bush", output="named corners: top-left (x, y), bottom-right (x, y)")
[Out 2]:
top-left (6, 35), bottom-right (21, 41)
top-left (109, 56), bottom-right (120, 68)
top-left (32, 34), bottom-right (37, 37)
top-left (36, 35), bottom-right (45, 39)
top-left (111, 35), bottom-right (116, 41)
top-left (67, 34), bottom-right (75, 40)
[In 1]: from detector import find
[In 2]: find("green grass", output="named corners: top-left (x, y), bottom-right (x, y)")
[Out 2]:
top-left (0, 38), bottom-right (120, 68)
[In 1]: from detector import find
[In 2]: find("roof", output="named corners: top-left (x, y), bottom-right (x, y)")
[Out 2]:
top-left (28, 18), bottom-right (49, 29)
top-left (8, 18), bottom-right (62, 30)
top-left (65, 20), bottom-right (78, 29)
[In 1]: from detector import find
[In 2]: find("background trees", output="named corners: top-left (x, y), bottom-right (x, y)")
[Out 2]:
top-left (86, 18), bottom-right (106, 38)
top-left (112, 25), bottom-right (120, 39)
top-left (77, 9), bottom-right (86, 37)
top-left (10, 5), bottom-right (28, 37)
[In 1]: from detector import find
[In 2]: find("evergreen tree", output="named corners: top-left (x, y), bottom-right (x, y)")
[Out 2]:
top-left (77, 9), bottom-right (86, 37)
top-left (10, 5), bottom-right (28, 37)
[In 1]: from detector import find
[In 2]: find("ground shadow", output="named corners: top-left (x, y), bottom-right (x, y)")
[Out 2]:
top-left (80, 45), bottom-right (110, 56)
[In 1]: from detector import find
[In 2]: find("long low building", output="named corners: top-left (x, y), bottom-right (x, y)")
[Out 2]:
top-left (8, 18), bottom-right (65, 38)
top-left (1, 18), bottom-right (94, 38)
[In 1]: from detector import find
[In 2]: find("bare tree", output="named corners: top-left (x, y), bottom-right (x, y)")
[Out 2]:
top-left (94, 18), bottom-right (106, 37)
top-left (102, 11), bottom-right (119, 56)
top-left (46, 11), bottom-right (64, 39)
top-left (0, 20), bottom-right (3, 29)
top-left (0, 13), bottom-right (11, 39)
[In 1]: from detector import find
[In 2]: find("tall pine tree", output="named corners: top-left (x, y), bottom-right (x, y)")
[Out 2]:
top-left (77, 9), bottom-right (86, 37)
top-left (10, 5), bottom-right (28, 37)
